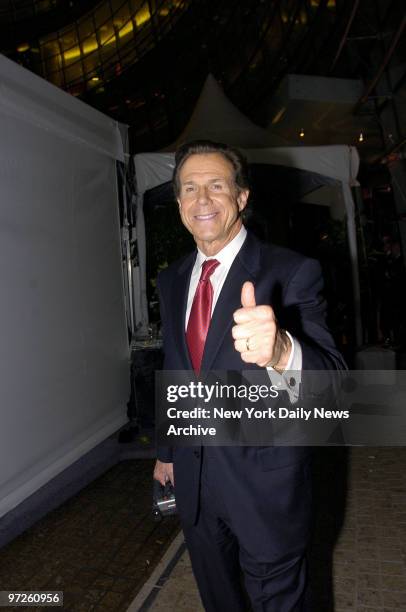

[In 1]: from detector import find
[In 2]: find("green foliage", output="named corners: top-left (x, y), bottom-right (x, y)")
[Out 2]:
top-left (146, 200), bottom-right (195, 320)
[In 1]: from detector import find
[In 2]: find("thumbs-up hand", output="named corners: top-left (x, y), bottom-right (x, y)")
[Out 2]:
top-left (232, 281), bottom-right (291, 369)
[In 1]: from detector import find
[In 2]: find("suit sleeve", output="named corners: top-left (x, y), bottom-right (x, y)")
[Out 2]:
top-left (282, 258), bottom-right (346, 371)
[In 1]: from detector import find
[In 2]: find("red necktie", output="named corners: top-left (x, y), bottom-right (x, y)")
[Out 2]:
top-left (186, 259), bottom-right (220, 373)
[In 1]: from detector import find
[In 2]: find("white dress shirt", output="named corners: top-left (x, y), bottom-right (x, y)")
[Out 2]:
top-left (185, 226), bottom-right (302, 401)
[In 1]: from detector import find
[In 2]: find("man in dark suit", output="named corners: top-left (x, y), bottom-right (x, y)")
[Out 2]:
top-left (153, 140), bottom-right (344, 611)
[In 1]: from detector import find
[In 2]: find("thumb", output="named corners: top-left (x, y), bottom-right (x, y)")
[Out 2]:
top-left (241, 281), bottom-right (256, 308)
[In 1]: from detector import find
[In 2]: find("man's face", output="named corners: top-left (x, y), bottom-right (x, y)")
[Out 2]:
top-left (177, 153), bottom-right (249, 256)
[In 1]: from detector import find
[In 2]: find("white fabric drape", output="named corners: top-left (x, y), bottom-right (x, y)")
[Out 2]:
top-left (0, 55), bottom-right (129, 518)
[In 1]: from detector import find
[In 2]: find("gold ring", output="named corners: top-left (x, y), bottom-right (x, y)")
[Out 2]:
top-left (246, 337), bottom-right (250, 351)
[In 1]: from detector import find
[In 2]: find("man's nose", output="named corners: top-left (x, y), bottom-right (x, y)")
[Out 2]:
top-left (197, 186), bottom-right (211, 204)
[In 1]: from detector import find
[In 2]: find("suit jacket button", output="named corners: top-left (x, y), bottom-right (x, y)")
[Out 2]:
top-left (194, 450), bottom-right (200, 458)
top-left (289, 377), bottom-right (296, 387)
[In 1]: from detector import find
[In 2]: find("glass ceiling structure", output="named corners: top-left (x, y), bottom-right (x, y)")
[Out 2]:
top-left (39, 0), bottom-right (187, 94)
top-left (2, 0), bottom-right (404, 155)
top-left (3, 0), bottom-right (188, 95)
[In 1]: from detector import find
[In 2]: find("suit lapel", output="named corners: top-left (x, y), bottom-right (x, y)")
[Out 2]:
top-left (172, 251), bottom-right (196, 369)
top-left (201, 232), bottom-right (263, 372)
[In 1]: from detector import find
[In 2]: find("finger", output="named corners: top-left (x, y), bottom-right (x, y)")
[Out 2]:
top-left (234, 338), bottom-right (247, 353)
top-left (231, 322), bottom-right (257, 340)
top-left (233, 304), bottom-right (276, 324)
top-left (153, 464), bottom-right (161, 484)
top-left (235, 339), bottom-right (267, 357)
top-left (155, 473), bottom-right (166, 486)
top-left (153, 461), bottom-right (173, 486)
top-left (239, 350), bottom-right (259, 364)
top-left (232, 317), bottom-right (275, 340)
top-left (162, 472), bottom-right (173, 486)
top-left (241, 281), bottom-right (256, 308)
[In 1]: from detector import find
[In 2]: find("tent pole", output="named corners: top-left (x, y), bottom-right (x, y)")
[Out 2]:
top-left (346, 184), bottom-right (363, 347)
top-left (135, 194), bottom-right (149, 335)
top-left (123, 220), bottom-right (135, 337)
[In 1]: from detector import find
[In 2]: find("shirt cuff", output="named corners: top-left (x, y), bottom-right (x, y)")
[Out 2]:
top-left (266, 331), bottom-right (302, 403)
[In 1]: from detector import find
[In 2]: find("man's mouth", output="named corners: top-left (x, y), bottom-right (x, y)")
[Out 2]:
top-left (194, 212), bottom-right (218, 221)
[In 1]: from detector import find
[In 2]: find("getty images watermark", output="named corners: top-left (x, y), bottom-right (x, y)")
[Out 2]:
top-left (155, 370), bottom-right (406, 446)
top-left (165, 380), bottom-right (348, 429)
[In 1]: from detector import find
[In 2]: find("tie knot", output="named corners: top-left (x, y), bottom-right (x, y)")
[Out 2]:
top-left (200, 259), bottom-right (220, 282)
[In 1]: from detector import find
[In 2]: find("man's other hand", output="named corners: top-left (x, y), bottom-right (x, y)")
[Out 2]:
top-left (232, 281), bottom-right (291, 369)
top-left (154, 459), bottom-right (174, 486)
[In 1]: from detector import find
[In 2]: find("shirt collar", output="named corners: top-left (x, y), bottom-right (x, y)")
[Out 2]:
top-left (195, 226), bottom-right (247, 269)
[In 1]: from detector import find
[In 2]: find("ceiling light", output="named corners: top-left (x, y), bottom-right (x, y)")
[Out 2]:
top-left (135, 6), bottom-right (151, 27)
top-left (17, 43), bottom-right (30, 53)
top-left (359, 132), bottom-right (364, 142)
top-left (299, 128), bottom-right (305, 138)
top-left (271, 107), bottom-right (286, 124)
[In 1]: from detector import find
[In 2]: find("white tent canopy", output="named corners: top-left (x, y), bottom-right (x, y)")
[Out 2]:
top-left (133, 76), bottom-right (361, 343)
top-left (134, 145), bottom-right (359, 197)
top-left (165, 74), bottom-right (291, 150)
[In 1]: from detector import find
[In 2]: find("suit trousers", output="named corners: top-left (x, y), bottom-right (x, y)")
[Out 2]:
top-left (181, 448), bottom-right (309, 612)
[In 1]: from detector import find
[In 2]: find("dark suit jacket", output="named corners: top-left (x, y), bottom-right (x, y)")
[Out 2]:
top-left (157, 231), bottom-right (345, 536)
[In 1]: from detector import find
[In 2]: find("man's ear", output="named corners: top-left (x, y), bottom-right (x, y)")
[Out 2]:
top-left (177, 198), bottom-right (182, 210)
top-left (237, 190), bottom-right (249, 212)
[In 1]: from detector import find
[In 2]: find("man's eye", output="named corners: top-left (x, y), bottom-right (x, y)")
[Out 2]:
top-left (184, 186), bottom-right (195, 193)
top-left (211, 183), bottom-right (223, 190)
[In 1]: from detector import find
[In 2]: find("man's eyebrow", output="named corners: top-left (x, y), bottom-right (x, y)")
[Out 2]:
top-left (201, 177), bottom-right (228, 185)
top-left (181, 177), bottom-right (227, 185)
